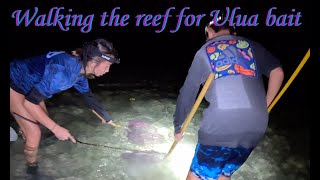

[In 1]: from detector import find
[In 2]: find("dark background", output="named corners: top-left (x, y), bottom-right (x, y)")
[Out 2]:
top-left (5, 0), bottom-right (312, 119)
top-left (5, 0), bottom-right (313, 170)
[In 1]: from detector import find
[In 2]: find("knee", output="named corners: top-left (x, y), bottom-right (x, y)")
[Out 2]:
top-left (23, 127), bottom-right (42, 146)
top-left (25, 125), bottom-right (41, 138)
top-left (33, 127), bottom-right (41, 137)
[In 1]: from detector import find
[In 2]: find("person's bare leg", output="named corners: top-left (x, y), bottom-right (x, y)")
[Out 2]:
top-left (10, 88), bottom-right (41, 167)
top-left (186, 171), bottom-right (201, 180)
top-left (218, 175), bottom-right (231, 180)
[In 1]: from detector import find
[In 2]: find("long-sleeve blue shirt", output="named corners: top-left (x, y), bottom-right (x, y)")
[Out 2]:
top-left (10, 51), bottom-right (111, 121)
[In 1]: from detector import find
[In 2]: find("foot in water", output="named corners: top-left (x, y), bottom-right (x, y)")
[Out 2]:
top-left (25, 163), bottom-right (55, 180)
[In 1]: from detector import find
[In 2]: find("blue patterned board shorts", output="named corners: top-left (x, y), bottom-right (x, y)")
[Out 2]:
top-left (190, 144), bottom-right (253, 180)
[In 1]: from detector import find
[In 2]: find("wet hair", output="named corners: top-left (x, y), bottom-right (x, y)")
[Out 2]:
top-left (71, 38), bottom-right (120, 76)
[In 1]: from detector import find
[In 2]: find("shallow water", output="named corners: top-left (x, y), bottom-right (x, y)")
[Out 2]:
top-left (10, 87), bottom-right (309, 180)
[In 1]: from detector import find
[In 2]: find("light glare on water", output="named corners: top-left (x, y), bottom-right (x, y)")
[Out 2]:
top-left (10, 88), bottom-right (309, 180)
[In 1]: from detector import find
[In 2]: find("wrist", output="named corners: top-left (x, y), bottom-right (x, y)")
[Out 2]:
top-left (50, 123), bottom-right (57, 132)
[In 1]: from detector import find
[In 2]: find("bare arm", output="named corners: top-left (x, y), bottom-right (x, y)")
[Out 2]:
top-left (266, 66), bottom-right (284, 107)
top-left (39, 101), bottom-right (49, 115)
top-left (23, 100), bottom-right (76, 143)
top-left (24, 100), bottom-right (55, 129)
top-left (74, 76), bottom-right (113, 125)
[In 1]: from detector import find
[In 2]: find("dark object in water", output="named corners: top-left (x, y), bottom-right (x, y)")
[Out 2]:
top-left (25, 164), bottom-right (55, 180)
top-left (121, 151), bottom-right (166, 164)
top-left (25, 174), bottom-right (55, 180)
top-left (127, 120), bottom-right (164, 145)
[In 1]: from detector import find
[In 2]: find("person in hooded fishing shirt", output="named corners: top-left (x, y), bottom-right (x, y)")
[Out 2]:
top-left (172, 12), bottom-right (284, 180)
top-left (10, 38), bottom-right (120, 179)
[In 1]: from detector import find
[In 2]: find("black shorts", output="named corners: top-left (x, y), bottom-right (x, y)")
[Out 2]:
top-left (10, 81), bottom-right (26, 95)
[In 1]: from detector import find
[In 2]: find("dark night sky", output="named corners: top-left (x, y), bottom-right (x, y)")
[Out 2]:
top-left (5, 1), bottom-right (313, 127)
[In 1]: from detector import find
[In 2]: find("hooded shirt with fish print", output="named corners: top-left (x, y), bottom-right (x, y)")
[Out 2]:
top-left (173, 35), bottom-right (281, 149)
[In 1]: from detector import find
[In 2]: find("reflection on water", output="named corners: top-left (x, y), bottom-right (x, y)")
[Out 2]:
top-left (10, 88), bottom-right (309, 180)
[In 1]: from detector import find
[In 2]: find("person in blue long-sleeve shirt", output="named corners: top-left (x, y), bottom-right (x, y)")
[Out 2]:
top-left (10, 38), bottom-right (120, 179)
